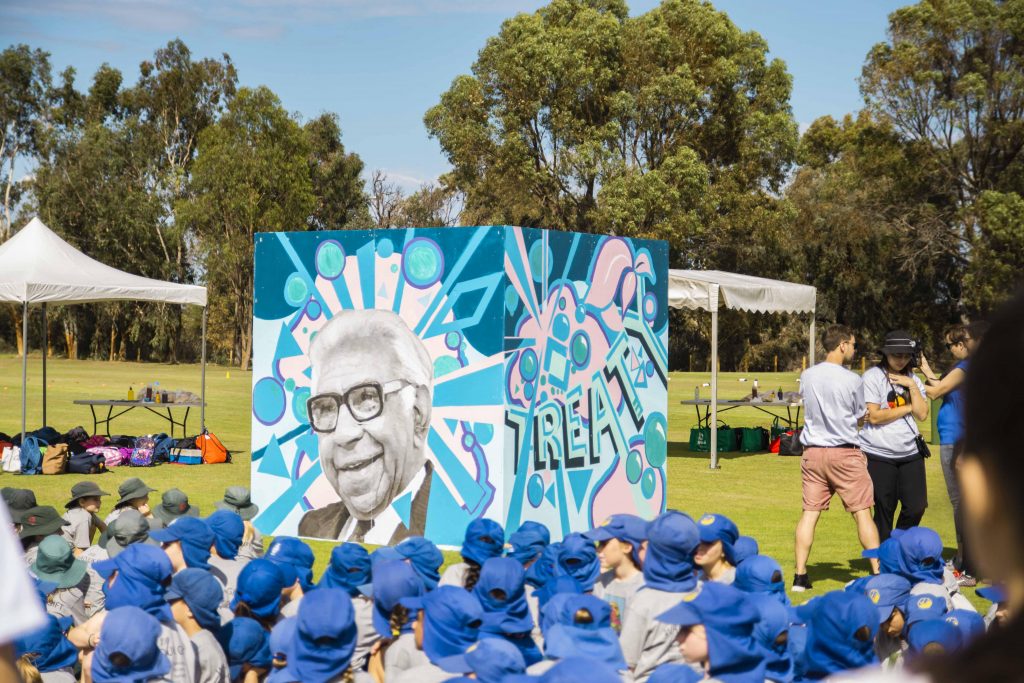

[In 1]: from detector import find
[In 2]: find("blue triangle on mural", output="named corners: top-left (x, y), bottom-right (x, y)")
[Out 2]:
top-left (567, 469), bottom-right (593, 510)
top-left (544, 481), bottom-right (556, 506)
top-left (392, 491), bottom-right (412, 528)
top-left (303, 366), bottom-right (312, 379)
top-left (275, 323), bottom-right (304, 360)
top-left (444, 419), bottom-right (459, 433)
top-left (419, 294), bottom-right (433, 308)
top-left (257, 435), bottom-right (290, 478)
top-left (377, 284), bottom-right (388, 299)
top-left (296, 432), bottom-right (320, 462)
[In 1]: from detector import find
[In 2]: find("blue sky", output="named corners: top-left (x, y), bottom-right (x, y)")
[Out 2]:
top-left (2, 0), bottom-right (906, 191)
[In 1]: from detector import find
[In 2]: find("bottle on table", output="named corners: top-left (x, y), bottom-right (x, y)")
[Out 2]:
top-left (752, 379), bottom-right (759, 398)
top-left (145, 385), bottom-right (153, 401)
top-left (128, 386), bottom-right (134, 401)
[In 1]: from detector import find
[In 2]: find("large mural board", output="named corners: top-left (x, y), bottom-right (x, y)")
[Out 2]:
top-left (250, 226), bottom-right (667, 546)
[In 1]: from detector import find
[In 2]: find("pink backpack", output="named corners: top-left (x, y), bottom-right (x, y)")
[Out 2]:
top-left (87, 446), bottom-right (124, 467)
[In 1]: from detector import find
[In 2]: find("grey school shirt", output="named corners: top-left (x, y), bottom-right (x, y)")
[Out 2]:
top-left (391, 662), bottom-right (454, 683)
top-left (619, 584), bottom-right (696, 683)
top-left (40, 670), bottom-right (76, 683)
top-left (156, 621), bottom-right (200, 683)
top-left (61, 507), bottom-right (97, 549)
top-left (208, 555), bottom-right (245, 624)
top-left (859, 366), bottom-right (927, 459)
top-left (352, 595), bottom-right (377, 671)
top-left (192, 628), bottom-right (230, 683)
top-left (799, 362), bottom-right (865, 447)
top-left (528, 660), bottom-right (636, 682)
top-left (593, 570), bottom-right (644, 632)
top-left (44, 571), bottom-right (104, 625)
top-left (384, 632), bottom-right (429, 681)
top-left (438, 561), bottom-right (469, 587)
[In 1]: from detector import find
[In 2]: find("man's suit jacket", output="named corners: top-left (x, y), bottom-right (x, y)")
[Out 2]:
top-left (297, 462), bottom-right (433, 544)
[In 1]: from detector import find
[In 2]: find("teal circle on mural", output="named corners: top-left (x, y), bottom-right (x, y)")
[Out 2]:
top-left (640, 468), bottom-right (657, 498)
top-left (570, 332), bottom-right (590, 368)
top-left (284, 274), bottom-right (308, 307)
top-left (644, 412), bottom-right (668, 468)
top-left (473, 423), bottom-right (494, 445)
top-left (625, 449), bottom-right (643, 484)
top-left (434, 356), bottom-right (461, 379)
top-left (284, 378), bottom-right (296, 392)
top-left (504, 287), bottom-right (520, 314)
top-left (558, 297), bottom-right (567, 311)
top-left (306, 300), bottom-right (322, 320)
top-left (553, 314), bottom-right (570, 341)
top-left (377, 239), bottom-right (394, 258)
top-left (527, 474), bottom-right (545, 507)
top-left (520, 349), bottom-right (538, 381)
top-left (528, 240), bottom-right (553, 283)
top-left (391, 264), bottom-right (398, 273)
top-left (445, 332), bottom-right (461, 350)
top-left (575, 305), bottom-right (587, 324)
top-left (253, 377), bottom-right (286, 425)
top-left (292, 387), bottom-right (311, 424)
top-left (523, 382), bottom-right (535, 401)
top-left (315, 240), bottom-right (345, 280)
top-left (402, 238), bottom-right (444, 289)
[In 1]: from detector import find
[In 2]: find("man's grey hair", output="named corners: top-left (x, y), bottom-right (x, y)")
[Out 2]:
top-left (310, 309), bottom-right (433, 393)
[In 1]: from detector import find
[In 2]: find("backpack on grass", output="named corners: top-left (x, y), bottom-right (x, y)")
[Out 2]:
top-left (198, 431), bottom-right (230, 464)
top-left (42, 443), bottom-right (70, 474)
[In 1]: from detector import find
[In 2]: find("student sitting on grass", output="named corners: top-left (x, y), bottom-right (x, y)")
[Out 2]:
top-left (61, 482), bottom-right (108, 556)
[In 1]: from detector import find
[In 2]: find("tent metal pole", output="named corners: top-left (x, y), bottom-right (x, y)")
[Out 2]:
top-left (42, 303), bottom-right (47, 426)
top-left (201, 306), bottom-right (207, 433)
top-left (710, 285), bottom-right (720, 470)
top-left (809, 314), bottom-right (816, 367)
top-left (21, 301), bottom-right (28, 445)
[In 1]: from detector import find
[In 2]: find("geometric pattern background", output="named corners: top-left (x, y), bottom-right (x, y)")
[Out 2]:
top-left (250, 226), bottom-right (667, 545)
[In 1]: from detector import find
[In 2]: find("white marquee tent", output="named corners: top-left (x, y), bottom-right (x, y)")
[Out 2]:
top-left (668, 269), bottom-right (817, 468)
top-left (0, 217), bottom-right (209, 443)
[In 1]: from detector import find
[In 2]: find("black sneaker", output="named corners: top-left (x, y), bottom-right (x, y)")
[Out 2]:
top-left (793, 573), bottom-right (812, 592)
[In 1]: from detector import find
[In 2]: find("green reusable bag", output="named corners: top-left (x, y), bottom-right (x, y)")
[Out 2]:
top-left (688, 423), bottom-right (738, 452)
top-left (738, 427), bottom-right (770, 453)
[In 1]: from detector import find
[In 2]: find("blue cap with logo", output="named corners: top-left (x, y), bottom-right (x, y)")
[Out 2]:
top-left (860, 574), bottom-right (912, 623)
top-left (266, 536), bottom-right (315, 591)
top-left (905, 593), bottom-right (948, 632)
top-left (696, 513), bottom-right (740, 565)
top-left (582, 514), bottom-right (647, 566)
top-left (944, 609), bottom-right (985, 645)
top-left (438, 638), bottom-right (527, 683)
top-left (907, 618), bottom-right (963, 657)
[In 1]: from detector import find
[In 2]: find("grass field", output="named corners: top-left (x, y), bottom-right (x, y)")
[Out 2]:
top-left (0, 355), bottom-right (979, 607)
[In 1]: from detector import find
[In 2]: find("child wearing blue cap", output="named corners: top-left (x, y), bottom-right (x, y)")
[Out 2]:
top-left (508, 521), bottom-right (551, 569)
top-left (89, 606), bottom-right (172, 683)
top-left (267, 617), bottom-right (297, 676)
top-left (271, 587), bottom-right (373, 683)
top-left (854, 573), bottom-right (911, 667)
top-left (216, 617), bottom-right (271, 683)
top-left (474, 557), bottom-right (542, 666)
top-left (439, 518), bottom-right (505, 590)
top-left (437, 637), bottom-right (527, 683)
top-left (395, 536), bottom-right (444, 590)
top-left (734, 555), bottom-right (790, 606)
top-left (167, 568), bottom-right (231, 683)
top-left (657, 581), bottom-right (769, 683)
top-left (150, 516), bottom-right (216, 572)
top-left (317, 543), bottom-right (375, 671)
top-left (554, 532), bottom-right (601, 592)
top-left (265, 537), bottom-right (315, 618)
top-left (582, 514), bottom-right (646, 631)
top-left (206, 510), bottom-right (248, 624)
top-left (619, 510), bottom-right (702, 682)
top-left (794, 591), bottom-right (878, 681)
top-left (694, 513), bottom-right (740, 584)
top-left (747, 593), bottom-right (795, 683)
top-left (73, 543), bottom-right (201, 683)
top-left (366, 559), bottom-right (428, 680)
top-left (391, 585), bottom-right (485, 683)
top-left (14, 613), bottom-right (78, 682)
top-left (530, 594), bottom-right (628, 676)
top-left (232, 558), bottom-right (290, 630)
top-left (906, 619), bottom-right (963, 661)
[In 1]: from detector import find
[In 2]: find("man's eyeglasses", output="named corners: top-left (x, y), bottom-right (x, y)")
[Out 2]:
top-left (307, 380), bottom-right (417, 432)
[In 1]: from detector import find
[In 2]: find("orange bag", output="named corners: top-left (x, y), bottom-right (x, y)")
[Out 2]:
top-left (198, 431), bottom-right (230, 464)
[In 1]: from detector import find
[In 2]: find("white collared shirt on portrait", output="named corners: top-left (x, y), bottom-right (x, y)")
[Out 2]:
top-left (336, 463), bottom-right (428, 544)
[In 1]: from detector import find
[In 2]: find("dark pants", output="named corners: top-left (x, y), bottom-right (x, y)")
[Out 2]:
top-left (866, 455), bottom-right (928, 542)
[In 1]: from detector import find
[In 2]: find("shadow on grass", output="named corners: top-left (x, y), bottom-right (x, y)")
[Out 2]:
top-left (667, 441), bottom-right (765, 461)
top-left (805, 560), bottom-right (868, 586)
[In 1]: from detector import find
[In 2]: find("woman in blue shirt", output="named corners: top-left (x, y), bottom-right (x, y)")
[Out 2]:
top-left (919, 323), bottom-right (986, 584)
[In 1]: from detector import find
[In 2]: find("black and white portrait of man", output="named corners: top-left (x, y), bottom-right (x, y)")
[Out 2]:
top-left (297, 309), bottom-right (434, 544)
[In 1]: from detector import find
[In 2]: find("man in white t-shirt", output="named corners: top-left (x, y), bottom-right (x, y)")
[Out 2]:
top-left (793, 324), bottom-right (880, 591)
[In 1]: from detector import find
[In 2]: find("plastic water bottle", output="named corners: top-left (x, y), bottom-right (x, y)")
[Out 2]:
top-left (752, 379), bottom-right (759, 398)
top-left (128, 386), bottom-right (134, 401)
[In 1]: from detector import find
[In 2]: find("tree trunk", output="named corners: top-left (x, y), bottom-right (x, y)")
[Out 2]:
top-left (9, 305), bottom-right (24, 356)
top-left (109, 321), bottom-right (117, 362)
top-left (240, 315), bottom-right (253, 371)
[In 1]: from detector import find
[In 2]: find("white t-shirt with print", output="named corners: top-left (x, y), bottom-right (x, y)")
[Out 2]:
top-left (859, 366), bottom-right (927, 459)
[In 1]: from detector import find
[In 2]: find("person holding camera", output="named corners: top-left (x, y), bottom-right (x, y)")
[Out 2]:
top-left (859, 330), bottom-right (930, 541)
top-left (918, 321), bottom-right (987, 585)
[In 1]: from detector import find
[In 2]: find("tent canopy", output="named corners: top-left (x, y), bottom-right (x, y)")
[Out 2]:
top-left (668, 269), bottom-right (816, 314)
top-left (0, 217), bottom-right (206, 306)
top-left (2, 217), bottom-right (209, 442)
top-left (667, 269), bottom-right (817, 469)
